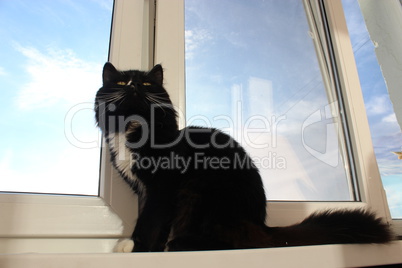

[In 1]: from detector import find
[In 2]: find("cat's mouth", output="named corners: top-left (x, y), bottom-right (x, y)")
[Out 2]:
top-left (131, 87), bottom-right (138, 97)
top-left (125, 83), bottom-right (139, 97)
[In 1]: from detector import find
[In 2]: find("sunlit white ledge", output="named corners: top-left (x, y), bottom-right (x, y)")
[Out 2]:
top-left (1, 241), bottom-right (401, 268)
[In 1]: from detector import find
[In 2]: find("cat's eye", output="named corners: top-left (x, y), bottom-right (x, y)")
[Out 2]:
top-left (116, 81), bottom-right (126, 86)
top-left (142, 82), bottom-right (151, 86)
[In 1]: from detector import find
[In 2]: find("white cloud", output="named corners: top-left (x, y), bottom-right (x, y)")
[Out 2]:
top-left (384, 185), bottom-right (402, 218)
top-left (1, 44), bottom-right (103, 195)
top-left (383, 113), bottom-right (397, 123)
top-left (14, 44), bottom-right (102, 110)
top-left (0, 146), bottom-right (100, 195)
top-left (365, 95), bottom-right (391, 116)
top-left (185, 29), bottom-right (212, 60)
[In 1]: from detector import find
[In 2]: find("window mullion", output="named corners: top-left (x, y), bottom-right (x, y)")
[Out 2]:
top-left (100, 0), bottom-right (157, 238)
top-left (305, 0), bottom-right (359, 202)
top-left (154, 0), bottom-right (186, 128)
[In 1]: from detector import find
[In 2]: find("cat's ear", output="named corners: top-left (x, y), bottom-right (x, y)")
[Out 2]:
top-left (148, 64), bottom-right (163, 86)
top-left (102, 62), bottom-right (118, 84)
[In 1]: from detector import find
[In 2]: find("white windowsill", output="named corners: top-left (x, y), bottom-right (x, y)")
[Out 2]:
top-left (1, 241), bottom-right (401, 268)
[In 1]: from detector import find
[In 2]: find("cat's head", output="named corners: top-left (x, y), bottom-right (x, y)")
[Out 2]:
top-left (95, 62), bottom-right (177, 133)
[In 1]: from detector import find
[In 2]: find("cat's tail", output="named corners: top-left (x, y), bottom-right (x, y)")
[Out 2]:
top-left (266, 209), bottom-right (394, 247)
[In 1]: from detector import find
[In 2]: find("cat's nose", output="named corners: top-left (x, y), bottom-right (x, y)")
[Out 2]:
top-left (126, 81), bottom-right (136, 90)
top-left (130, 85), bottom-right (138, 96)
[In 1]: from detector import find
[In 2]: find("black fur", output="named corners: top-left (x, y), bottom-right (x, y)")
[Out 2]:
top-left (95, 63), bottom-right (394, 251)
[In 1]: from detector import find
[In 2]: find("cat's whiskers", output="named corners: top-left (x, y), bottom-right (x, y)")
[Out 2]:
top-left (147, 92), bottom-right (166, 96)
top-left (99, 92), bottom-right (126, 104)
top-left (145, 93), bottom-right (169, 103)
top-left (145, 94), bottom-right (169, 116)
top-left (146, 96), bottom-right (165, 107)
top-left (145, 94), bottom-right (169, 105)
top-left (96, 91), bottom-right (127, 120)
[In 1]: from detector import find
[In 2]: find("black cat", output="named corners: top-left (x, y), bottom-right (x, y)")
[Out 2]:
top-left (95, 62), bottom-right (393, 252)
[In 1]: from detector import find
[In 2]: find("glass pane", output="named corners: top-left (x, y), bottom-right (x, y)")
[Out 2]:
top-left (185, 0), bottom-right (355, 201)
top-left (0, 0), bottom-right (113, 195)
top-left (343, 0), bottom-right (402, 218)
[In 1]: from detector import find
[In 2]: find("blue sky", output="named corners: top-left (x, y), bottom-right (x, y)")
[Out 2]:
top-left (0, 0), bottom-right (400, 217)
top-left (0, 0), bottom-right (112, 195)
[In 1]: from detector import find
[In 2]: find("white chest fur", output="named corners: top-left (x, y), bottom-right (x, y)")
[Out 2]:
top-left (106, 132), bottom-right (138, 183)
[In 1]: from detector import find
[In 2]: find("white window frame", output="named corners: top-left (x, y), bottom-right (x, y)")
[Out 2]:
top-left (0, 0), bottom-right (399, 257)
top-left (1, 243), bottom-right (402, 268)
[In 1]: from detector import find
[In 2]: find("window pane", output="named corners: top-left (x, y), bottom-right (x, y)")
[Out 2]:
top-left (0, 0), bottom-right (113, 195)
top-left (185, 0), bottom-right (355, 201)
top-left (343, 0), bottom-right (402, 218)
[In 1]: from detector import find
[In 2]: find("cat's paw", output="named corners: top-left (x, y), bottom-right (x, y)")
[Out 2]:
top-left (114, 239), bottom-right (134, 253)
